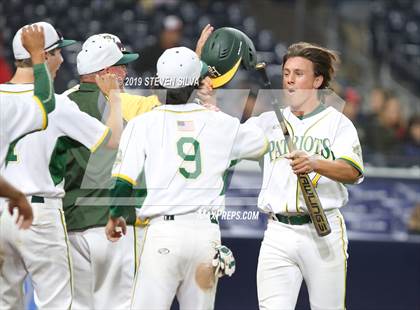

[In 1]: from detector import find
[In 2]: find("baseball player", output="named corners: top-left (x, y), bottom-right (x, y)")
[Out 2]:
top-left (199, 29), bottom-right (363, 309)
top-left (106, 46), bottom-right (268, 310)
top-left (62, 27), bottom-right (218, 309)
top-left (0, 24), bottom-right (56, 228)
top-left (246, 42), bottom-right (364, 310)
top-left (63, 33), bottom-right (161, 122)
top-left (62, 34), bottom-right (146, 310)
top-left (0, 25), bottom-right (56, 167)
top-left (0, 21), bottom-right (123, 309)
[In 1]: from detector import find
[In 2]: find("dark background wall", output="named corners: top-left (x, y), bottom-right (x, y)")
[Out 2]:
top-left (207, 237), bottom-right (420, 310)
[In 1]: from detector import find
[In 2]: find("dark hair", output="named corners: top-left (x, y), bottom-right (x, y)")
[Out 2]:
top-left (408, 115), bottom-right (420, 129)
top-left (154, 85), bottom-right (196, 105)
top-left (282, 42), bottom-right (339, 89)
top-left (407, 115), bottom-right (420, 143)
top-left (15, 58), bottom-right (33, 68)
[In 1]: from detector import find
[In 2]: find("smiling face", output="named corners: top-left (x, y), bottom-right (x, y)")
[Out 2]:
top-left (282, 56), bottom-right (323, 111)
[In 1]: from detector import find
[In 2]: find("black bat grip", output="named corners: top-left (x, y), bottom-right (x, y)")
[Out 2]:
top-left (255, 63), bottom-right (271, 89)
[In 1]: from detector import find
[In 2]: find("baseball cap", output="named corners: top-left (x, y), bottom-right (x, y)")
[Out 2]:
top-left (77, 34), bottom-right (139, 75)
top-left (201, 27), bottom-right (244, 88)
top-left (12, 21), bottom-right (76, 60)
top-left (157, 47), bottom-right (203, 89)
top-left (98, 33), bottom-right (140, 58)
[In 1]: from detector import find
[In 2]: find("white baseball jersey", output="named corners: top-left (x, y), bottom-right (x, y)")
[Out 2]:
top-left (0, 84), bottom-right (47, 168)
top-left (2, 90), bottom-right (110, 198)
top-left (247, 105), bottom-right (363, 213)
top-left (112, 103), bottom-right (267, 218)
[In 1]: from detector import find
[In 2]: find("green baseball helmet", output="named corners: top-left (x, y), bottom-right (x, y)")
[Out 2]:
top-left (229, 28), bottom-right (257, 71)
top-left (201, 27), bottom-right (257, 88)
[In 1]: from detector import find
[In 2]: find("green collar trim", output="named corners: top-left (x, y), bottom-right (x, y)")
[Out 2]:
top-left (297, 103), bottom-right (326, 120)
top-left (79, 82), bottom-right (99, 92)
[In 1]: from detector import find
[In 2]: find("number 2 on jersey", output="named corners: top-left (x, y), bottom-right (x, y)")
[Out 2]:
top-left (177, 137), bottom-right (202, 179)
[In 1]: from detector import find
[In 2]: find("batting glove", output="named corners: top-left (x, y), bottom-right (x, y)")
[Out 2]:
top-left (212, 245), bottom-right (236, 278)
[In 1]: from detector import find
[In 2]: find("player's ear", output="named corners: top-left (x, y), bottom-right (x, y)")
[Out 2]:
top-left (313, 75), bottom-right (323, 89)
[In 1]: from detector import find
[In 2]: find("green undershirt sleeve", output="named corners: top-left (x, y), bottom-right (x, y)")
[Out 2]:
top-left (33, 63), bottom-right (55, 113)
top-left (109, 178), bottom-right (134, 219)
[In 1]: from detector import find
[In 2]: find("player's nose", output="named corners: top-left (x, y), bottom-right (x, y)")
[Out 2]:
top-left (286, 74), bottom-right (295, 85)
top-left (58, 53), bottom-right (64, 65)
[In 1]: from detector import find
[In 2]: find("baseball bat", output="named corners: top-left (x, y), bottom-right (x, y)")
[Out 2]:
top-left (255, 62), bottom-right (331, 237)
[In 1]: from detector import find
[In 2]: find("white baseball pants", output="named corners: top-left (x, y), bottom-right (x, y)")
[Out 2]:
top-left (131, 214), bottom-right (221, 310)
top-left (257, 209), bottom-right (348, 310)
top-left (68, 225), bottom-right (139, 310)
top-left (0, 198), bottom-right (73, 310)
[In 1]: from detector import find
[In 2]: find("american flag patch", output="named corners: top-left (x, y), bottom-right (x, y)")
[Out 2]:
top-left (177, 120), bottom-right (195, 131)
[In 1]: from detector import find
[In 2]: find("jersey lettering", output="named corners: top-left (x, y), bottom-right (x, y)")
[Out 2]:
top-left (268, 136), bottom-right (332, 161)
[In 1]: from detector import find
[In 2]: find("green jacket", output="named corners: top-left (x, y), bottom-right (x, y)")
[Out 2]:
top-left (63, 82), bottom-right (136, 231)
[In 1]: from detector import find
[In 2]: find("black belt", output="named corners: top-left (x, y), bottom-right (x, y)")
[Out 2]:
top-left (272, 213), bottom-right (311, 225)
top-left (31, 196), bottom-right (45, 203)
top-left (163, 215), bottom-right (219, 225)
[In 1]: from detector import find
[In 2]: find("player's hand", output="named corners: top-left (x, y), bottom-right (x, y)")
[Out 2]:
top-left (105, 216), bottom-right (127, 242)
top-left (197, 77), bottom-right (218, 110)
top-left (195, 24), bottom-right (214, 57)
top-left (96, 73), bottom-right (120, 97)
top-left (285, 150), bottom-right (319, 175)
top-left (21, 25), bottom-right (45, 64)
top-left (8, 193), bottom-right (33, 229)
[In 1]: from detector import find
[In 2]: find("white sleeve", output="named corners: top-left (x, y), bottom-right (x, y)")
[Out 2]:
top-left (244, 115), bottom-right (260, 127)
top-left (231, 119), bottom-right (268, 160)
top-left (3, 95), bottom-right (46, 141)
top-left (246, 112), bottom-right (274, 136)
top-left (111, 120), bottom-right (146, 186)
top-left (57, 97), bottom-right (110, 152)
top-left (331, 116), bottom-right (364, 182)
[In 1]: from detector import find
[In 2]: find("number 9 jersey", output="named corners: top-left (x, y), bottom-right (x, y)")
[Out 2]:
top-left (111, 102), bottom-right (268, 218)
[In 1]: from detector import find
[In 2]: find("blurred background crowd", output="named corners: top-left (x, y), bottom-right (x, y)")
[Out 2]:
top-left (1, 0), bottom-right (419, 168)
